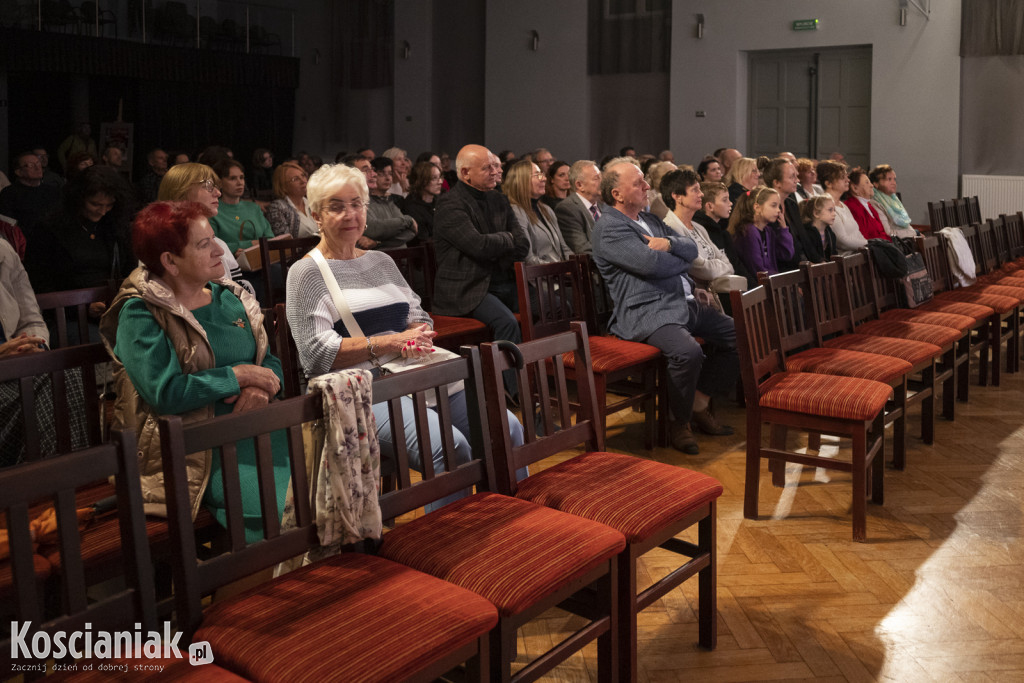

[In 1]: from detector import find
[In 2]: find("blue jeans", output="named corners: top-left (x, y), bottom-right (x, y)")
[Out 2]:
top-left (373, 389), bottom-right (525, 511)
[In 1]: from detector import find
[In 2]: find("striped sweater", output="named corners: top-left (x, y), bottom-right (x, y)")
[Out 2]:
top-left (285, 251), bottom-right (432, 378)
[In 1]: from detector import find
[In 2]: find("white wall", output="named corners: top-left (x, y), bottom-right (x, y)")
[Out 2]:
top-left (670, 0), bottom-right (962, 222)
top-left (484, 1), bottom-right (590, 161)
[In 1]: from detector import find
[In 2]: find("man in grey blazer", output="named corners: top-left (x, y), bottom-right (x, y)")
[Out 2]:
top-left (592, 159), bottom-right (738, 454)
top-left (555, 160), bottom-right (603, 254)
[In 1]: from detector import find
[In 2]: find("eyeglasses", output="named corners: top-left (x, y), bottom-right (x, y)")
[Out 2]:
top-left (532, 172), bottom-right (545, 179)
top-left (19, 161), bottom-right (41, 169)
top-left (322, 199), bottom-right (368, 216)
top-left (193, 179), bottom-right (219, 192)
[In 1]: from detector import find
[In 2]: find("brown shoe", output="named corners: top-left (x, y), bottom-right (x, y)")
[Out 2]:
top-left (671, 422), bottom-right (700, 455)
top-left (691, 406), bottom-right (734, 436)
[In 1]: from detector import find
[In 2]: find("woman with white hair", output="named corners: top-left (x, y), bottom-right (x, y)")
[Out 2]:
top-left (382, 147), bottom-right (411, 198)
top-left (285, 164), bottom-right (523, 510)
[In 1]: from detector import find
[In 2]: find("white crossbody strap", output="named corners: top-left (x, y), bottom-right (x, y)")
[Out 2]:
top-left (309, 248), bottom-right (366, 338)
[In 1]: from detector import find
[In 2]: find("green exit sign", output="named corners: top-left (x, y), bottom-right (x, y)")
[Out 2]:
top-left (793, 19), bottom-right (819, 31)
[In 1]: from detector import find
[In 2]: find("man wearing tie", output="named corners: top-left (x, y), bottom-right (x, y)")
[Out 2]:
top-left (555, 160), bottom-right (603, 254)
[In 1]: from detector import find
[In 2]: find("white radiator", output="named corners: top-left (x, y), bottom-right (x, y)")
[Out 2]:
top-left (961, 174), bottom-right (1024, 220)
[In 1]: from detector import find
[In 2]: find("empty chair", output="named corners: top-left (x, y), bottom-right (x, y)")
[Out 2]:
top-left (732, 286), bottom-right (890, 542)
top-left (480, 322), bottom-right (722, 681)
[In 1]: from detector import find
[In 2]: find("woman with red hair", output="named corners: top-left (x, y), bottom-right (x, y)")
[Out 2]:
top-left (100, 201), bottom-right (286, 541)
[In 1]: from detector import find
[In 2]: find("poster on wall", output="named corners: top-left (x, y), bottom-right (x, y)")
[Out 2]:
top-left (99, 122), bottom-right (133, 180)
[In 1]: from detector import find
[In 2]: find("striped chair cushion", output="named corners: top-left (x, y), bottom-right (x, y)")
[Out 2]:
top-left (822, 333), bottom-right (941, 366)
top-left (935, 290), bottom-right (1017, 314)
top-left (760, 372), bottom-right (892, 421)
top-left (511, 452), bottom-right (722, 543)
top-left (562, 335), bottom-right (661, 374)
top-left (379, 492), bottom-right (626, 616)
top-left (192, 553), bottom-right (497, 683)
top-left (988, 274), bottom-right (1024, 288)
top-left (853, 320), bottom-right (961, 347)
top-left (878, 308), bottom-right (974, 332)
top-left (785, 347), bottom-right (911, 384)
top-left (965, 283), bottom-right (1024, 304)
top-left (917, 299), bottom-right (994, 322)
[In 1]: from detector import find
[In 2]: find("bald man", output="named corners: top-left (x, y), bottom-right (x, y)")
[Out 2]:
top-left (717, 148), bottom-right (742, 175)
top-left (433, 145), bottom-right (529, 392)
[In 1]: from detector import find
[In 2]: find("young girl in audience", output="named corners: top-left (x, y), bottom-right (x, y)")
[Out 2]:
top-left (729, 186), bottom-right (794, 284)
top-left (795, 194), bottom-right (839, 264)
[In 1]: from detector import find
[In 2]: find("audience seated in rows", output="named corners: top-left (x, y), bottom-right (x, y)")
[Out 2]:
top-left (817, 159), bottom-right (866, 253)
top-left (724, 156), bottom-right (760, 204)
top-left (728, 186), bottom-right (794, 284)
top-left (399, 160), bottom-right (443, 241)
top-left (266, 161), bottom-right (317, 239)
top-left (504, 159), bottom-right (570, 266)
top-left (845, 166), bottom-right (891, 242)
top-left (795, 194), bottom-right (840, 263)
top-left (542, 160), bottom-right (571, 212)
top-left (382, 147), bottom-right (411, 198)
top-left (794, 157), bottom-right (824, 201)
top-left (0, 151), bottom-right (62, 239)
top-left (870, 164), bottom-right (918, 239)
top-left (555, 159), bottom-right (603, 255)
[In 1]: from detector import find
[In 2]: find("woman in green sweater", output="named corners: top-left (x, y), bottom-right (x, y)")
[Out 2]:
top-left (100, 200), bottom-right (286, 542)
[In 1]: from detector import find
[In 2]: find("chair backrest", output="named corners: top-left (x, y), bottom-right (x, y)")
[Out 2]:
top-left (757, 268), bottom-right (815, 359)
top-left (941, 200), bottom-right (960, 229)
top-left (514, 260), bottom-right (581, 342)
top-left (976, 219), bottom-right (1003, 274)
top-left (258, 235), bottom-right (319, 308)
top-left (953, 198), bottom-right (971, 226)
top-left (374, 350), bottom-right (497, 521)
top-left (803, 260), bottom-right (855, 344)
top-left (479, 322), bottom-right (604, 494)
top-left (927, 201), bottom-right (945, 232)
top-left (916, 234), bottom-right (955, 294)
top-left (958, 224), bottom-right (984, 275)
top-left (571, 254), bottom-right (614, 335)
top-left (0, 343), bottom-right (109, 463)
top-left (35, 284), bottom-right (115, 348)
top-left (382, 244), bottom-right (434, 309)
top-left (159, 394), bottom-right (321, 641)
top-left (862, 246), bottom-right (903, 312)
top-left (967, 196), bottom-right (982, 224)
top-left (0, 431), bottom-right (155, 672)
top-left (270, 303), bottom-right (304, 398)
top-left (1001, 212), bottom-right (1024, 260)
top-left (730, 287), bottom-right (784, 404)
top-left (833, 252), bottom-right (882, 327)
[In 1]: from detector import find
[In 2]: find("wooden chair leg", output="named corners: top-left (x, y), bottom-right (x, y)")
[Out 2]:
top-left (871, 415), bottom-right (885, 505)
top-left (643, 367), bottom-right (656, 451)
top-left (598, 561), bottom-right (619, 683)
top-left (921, 365), bottom-right (935, 445)
top-left (698, 504), bottom-right (717, 650)
top-left (743, 414), bottom-right (762, 520)
top-left (957, 336), bottom-right (971, 403)
top-left (851, 427), bottom-right (867, 542)
top-left (892, 385), bottom-right (907, 470)
top-left (943, 347), bottom-right (957, 421)
top-left (991, 316), bottom-right (1001, 387)
top-left (594, 374), bottom-right (609, 442)
top-left (978, 325), bottom-right (991, 387)
top-left (616, 552), bottom-right (637, 683)
top-left (770, 424), bottom-right (787, 487)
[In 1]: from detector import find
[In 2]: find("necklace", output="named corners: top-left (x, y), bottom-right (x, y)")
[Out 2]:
top-left (80, 222), bottom-right (97, 240)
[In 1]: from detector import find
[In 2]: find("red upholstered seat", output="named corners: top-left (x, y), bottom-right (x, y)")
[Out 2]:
top-left (853, 319), bottom-right (962, 347)
top-left (916, 299), bottom-right (994, 322)
top-left (823, 333), bottom-right (940, 366)
top-left (379, 492), bottom-right (626, 617)
top-left (512, 451), bottom-right (722, 543)
top-left (784, 347), bottom-right (912, 384)
top-left (186, 553), bottom-right (498, 683)
top-left (561, 334), bottom-right (661, 374)
top-left (878, 308), bottom-right (975, 332)
top-left (433, 314), bottom-right (488, 337)
top-left (760, 372), bottom-right (893, 420)
top-left (935, 290), bottom-right (1017, 314)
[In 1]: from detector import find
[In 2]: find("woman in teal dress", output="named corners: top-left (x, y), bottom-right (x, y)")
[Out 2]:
top-left (100, 200), bottom-right (286, 542)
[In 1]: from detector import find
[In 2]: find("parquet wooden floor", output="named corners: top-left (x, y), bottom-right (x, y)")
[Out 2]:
top-left (514, 363), bottom-right (1024, 682)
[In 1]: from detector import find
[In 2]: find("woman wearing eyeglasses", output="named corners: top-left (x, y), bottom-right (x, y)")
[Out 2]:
top-left (265, 161), bottom-right (318, 239)
top-left (158, 162), bottom-right (250, 293)
top-left (286, 164), bottom-right (523, 511)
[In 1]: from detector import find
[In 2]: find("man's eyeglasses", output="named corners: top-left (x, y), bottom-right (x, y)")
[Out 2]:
top-left (322, 199), bottom-right (368, 216)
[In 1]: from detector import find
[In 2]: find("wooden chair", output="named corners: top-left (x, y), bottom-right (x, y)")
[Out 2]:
top-left (571, 253), bottom-right (615, 334)
top-left (371, 349), bottom-right (625, 682)
top-left (480, 322), bottom-right (722, 681)
top-left (941, 199), bottom-right (961, 229)
top-left (257, 234), bottom-right (319, 308)
top-left (515, 259), bottom-right (666, 450)
top-left (0, 432), bottom-right (245, 679)
top-left (731, 287), bottom-right (890, 542)
top-left (758, 268), bottom-right (913, 469)
top-left (927, 201), bottom-right (945, 232)
top-left (159, 388), bottom-right (500, 682)
top-left (967, 196), bottom-right (982, 224)
top-left (834, 252), bottom-right (963, 425)
top-left (803, 260), bottom-right (942, 464)
top-left (383, 243), bottom-right (492, 351)
top-left (35, 284), bottom-right (115, 348)
top-left (263, 303), bottom-right (304, 398)
top-left (999, 212), bottom-right (1024, 265)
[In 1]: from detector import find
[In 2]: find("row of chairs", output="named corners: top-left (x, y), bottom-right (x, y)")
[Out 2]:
top-left (927, 195), bottom-right (982, 232)
top-left (1, 323), bottom-right (722, 682)
top-left (731, 211), bottom-right (1024, 541)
